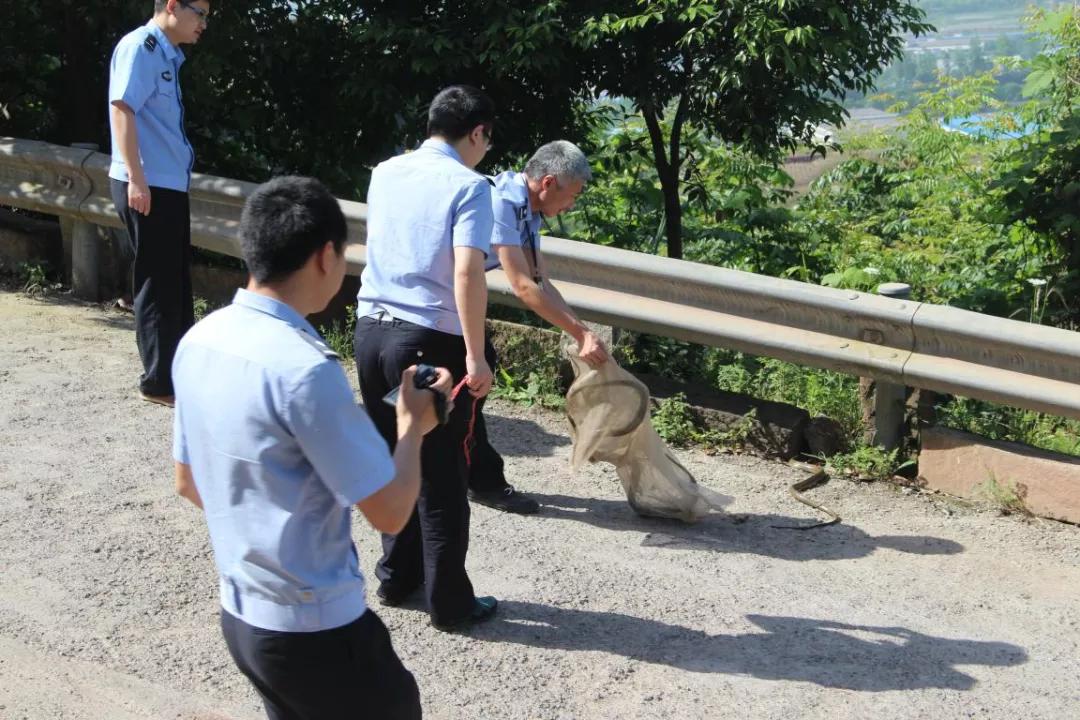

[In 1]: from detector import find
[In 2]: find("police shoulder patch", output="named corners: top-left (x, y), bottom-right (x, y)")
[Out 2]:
top-left (143, 34), bottom-right (158, 53)
top-left (296, 329), bottom-right (340, 360)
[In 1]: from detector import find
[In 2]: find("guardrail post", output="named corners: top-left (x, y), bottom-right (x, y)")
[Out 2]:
top-left (584, 321), bottom-right (621, 352)
top-left (69, 142), bottom-right (101, 301)
top-left (862, 282), bottom-right (912, 451)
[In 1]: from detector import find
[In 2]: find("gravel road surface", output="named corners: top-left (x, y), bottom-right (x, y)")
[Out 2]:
top-left (1, 290), bottom-right (1077, 719)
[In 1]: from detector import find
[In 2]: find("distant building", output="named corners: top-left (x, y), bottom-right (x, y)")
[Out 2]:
top-left (940, 114), bottom-right (1038, 140)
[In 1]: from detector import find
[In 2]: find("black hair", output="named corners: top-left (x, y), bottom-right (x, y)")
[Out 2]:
top-left (239, 176), bottom-right (347, 285)
top-left (156, 0), bottom-right (209, 12)
top-left (426, 85), bottom-right (496, 141)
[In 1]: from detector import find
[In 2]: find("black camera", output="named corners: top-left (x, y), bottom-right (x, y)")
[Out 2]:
top-left (382, 364), bottom-right (449, 425)
top-left (412, 363), bottom-right (439, 390)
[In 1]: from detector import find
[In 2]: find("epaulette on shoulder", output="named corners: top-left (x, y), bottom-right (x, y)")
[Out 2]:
top-left (296, 328), bottom-right (340, 360)
top-left (143, 34), bottom-right (158, 53)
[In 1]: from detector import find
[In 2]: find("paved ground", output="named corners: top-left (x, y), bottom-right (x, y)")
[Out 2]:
top-left (1, 289), bottom-right (1078, 719)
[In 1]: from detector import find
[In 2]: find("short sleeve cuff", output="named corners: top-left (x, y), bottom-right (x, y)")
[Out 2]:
top-left (172, 413), bottom-right (190, 465)
top-left (491, 223), bottom-right (524, 247)
top-left (338, 452), bottom-right (394, 507)
top-left (109, 41), bottom-right (153, 112)
top-left (289, 363), bottom-right (398, 507)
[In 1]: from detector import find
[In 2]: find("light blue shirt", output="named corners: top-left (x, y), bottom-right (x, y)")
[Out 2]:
top-left (108, 21), bottom-right (194, 192)
top-left (356, 139), bottom-right (494, 335)
top-left (486, 170), bottom-right (543, 271)
top-left (172, 289), bottom-right (395, 632)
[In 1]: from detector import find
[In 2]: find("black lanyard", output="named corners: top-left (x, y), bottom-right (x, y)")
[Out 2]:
top-left (521, 212), bottom-right (543, 286)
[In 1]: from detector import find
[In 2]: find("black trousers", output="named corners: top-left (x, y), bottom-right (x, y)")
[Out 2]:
top-left (110, 179), bottom-right (194, 396)
top-left (465, 339), bottom-right (509, 493)
top-left (353, 315), bottom-right (477, 626)
top-left (221, 609), bottom-right (421, 720)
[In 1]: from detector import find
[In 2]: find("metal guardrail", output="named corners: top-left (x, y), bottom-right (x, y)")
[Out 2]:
top-left (4, 136), bottom-right (1080, 420)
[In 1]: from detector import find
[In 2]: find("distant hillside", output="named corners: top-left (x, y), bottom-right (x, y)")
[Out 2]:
top-left (845, 1), bottom-right (1067, 110)
top-left (919, 0), bottom-right (1060, 35)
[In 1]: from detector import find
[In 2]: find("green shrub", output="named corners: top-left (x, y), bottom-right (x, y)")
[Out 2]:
top-left (319, 304), bottom-right (357, 362)
top-left (19, 262), bottom-right (55, 296)
top-left (825, 444), bottom-right (912, 481)
top-left (978, 474), bottom-right (1031, 516)
top-left (493, 368), bottom-right (565, 410)
top-left (937, 396), bottom-right (1080, 457)
top-left (711, 353), bottom-right (863, 440)
top-left (651, 392), bottom-right (699, 447)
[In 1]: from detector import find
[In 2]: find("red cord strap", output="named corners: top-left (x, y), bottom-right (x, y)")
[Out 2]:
top-left (449, 378), bottom-right (478, 468)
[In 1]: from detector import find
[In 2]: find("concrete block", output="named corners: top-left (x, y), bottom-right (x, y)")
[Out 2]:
top-left (919, 426), bottom-right (1080, 524)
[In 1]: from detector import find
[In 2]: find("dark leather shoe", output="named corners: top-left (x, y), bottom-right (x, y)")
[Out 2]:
top-left (376, 583), bottom-right (417, 608)
top-left (431, 596), bottom-right (498, 632)
top-left (468, 486), bottom-right (539, 515)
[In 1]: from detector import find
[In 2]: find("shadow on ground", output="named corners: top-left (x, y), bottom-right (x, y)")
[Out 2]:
top-left (528, 492), bottom-right (965, 562)
top-left (11, 292), bottom-right (138, 332)
top-left (89, 312), bottom-right (136, 331)
top-left (485, 414), bottom-right (571, 457)
top-left (476, 604), bottom-right (1025, 691)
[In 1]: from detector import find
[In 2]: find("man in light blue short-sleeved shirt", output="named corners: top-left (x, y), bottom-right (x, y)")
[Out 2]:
top-left (353, 86), bottom-right (500, 631)
top-left (174, 176), bottom-right (449, 720)
top-left (174, 288), bottom-right (394, 631)
top-left (356, 139), bottom-right (494, 335)
top-left (466, 141), bottom-right (611, 515)
top-left (108, 0), bottom-right (208, 405)
top-left (486, 143), bottom-right (608, 365)
top-left (108, 15), bottom-right (195, 192)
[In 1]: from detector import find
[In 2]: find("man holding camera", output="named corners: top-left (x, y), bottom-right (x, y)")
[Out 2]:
top-left (467, 141), bottom-right (610, 514)
top-left (353, 85), bottom-right (499, 631)
top-left (173, 176), bottom-right (450, 719)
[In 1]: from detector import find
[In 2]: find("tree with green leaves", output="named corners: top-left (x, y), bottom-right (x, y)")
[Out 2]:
top-left (1, 1), bottom-right (589, 198)
top-left (573, 0), bottom-right (931, 258)
top-left (993, 6), bottom-right (1080, 273)
top-left (1, 1), bottom-right (146, 148)
top-left (182, 1), bottom-right (598, 195)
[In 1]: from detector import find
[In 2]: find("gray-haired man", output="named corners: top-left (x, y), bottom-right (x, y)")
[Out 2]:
top-left (468, 140), bottom-right (609, 514)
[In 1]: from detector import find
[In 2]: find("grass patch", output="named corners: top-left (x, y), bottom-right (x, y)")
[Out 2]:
top-left (977, 474), bottom-right (1031, 516)
top-left (651, 393), bottom-right (699, 447)
top-left (825, 445), bottom-right (912, 482)
top-left (937, 397), bottom-right (1080, 458)
top-left (651, 392), bottom-right (758, 452)
top-left (711, 353), bottom-right (863, 440)
top-left (493, 367), bottom-right (565, 409)
top-left (319, 304), bottom-right (357, 362)
top-left (18, 262), bottom-right (61, 297)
